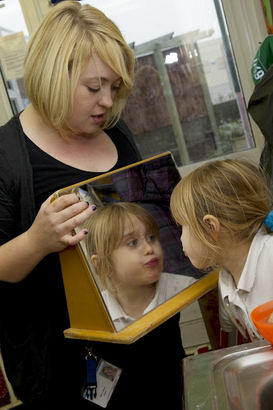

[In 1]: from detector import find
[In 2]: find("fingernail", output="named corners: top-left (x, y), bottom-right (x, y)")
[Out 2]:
top-left (91, 205), bottom-right (96, 211)
top-left (84, 229), bottom-right (88, 235)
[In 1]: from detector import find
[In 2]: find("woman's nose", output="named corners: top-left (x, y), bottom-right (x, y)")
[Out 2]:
top-left (99, 89), bottom-right (113, 108)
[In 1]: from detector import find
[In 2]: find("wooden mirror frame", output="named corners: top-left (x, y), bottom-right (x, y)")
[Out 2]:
top-left (52, 152), bottom-right (219, 344)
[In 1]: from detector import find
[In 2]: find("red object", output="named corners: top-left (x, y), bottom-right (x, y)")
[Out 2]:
top-left (251, 300), bottom-right (273, 344)
top-left (197, 346), bottom-right (210, 354)
top-left (0, 369), bottom-right (10, 406)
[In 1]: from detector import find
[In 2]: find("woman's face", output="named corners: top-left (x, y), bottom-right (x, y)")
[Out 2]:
top-left (68, 55), bottom-right (122, 136)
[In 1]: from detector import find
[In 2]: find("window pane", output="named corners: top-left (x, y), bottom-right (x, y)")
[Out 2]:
top-left (0, 0), bottom-right (29, 114)
top-left (83, 0), bottom-right (255, 165)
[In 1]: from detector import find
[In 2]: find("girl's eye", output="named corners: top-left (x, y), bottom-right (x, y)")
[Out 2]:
top-left (147, 234), bottom-right (156, 243)
top-left (127, 239), bottom-right (138, 247)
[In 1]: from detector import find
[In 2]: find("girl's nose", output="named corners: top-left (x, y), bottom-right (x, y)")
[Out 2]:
top-left (143, 240), bottom-right (154, 254)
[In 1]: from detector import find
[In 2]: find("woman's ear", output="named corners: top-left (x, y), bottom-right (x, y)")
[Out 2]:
top-left (203, 214), bottom-right (220, 234)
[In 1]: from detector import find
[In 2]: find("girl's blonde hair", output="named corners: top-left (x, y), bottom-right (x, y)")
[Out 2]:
top-left (24, 1), bottom-right (134, 131)
top-left (170, 159), bottom-right (272, 255)
top-left (85, 202), bottom-right (160, 291)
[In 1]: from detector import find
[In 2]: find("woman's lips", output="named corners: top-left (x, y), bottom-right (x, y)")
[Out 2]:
top-left (91, 114), bottom-right (105, 124)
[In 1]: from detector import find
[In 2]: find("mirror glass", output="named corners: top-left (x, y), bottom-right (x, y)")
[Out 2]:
top-left (69, 153), bottom-right (203, 331)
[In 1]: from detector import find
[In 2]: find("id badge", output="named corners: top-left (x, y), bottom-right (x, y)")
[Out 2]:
top-left (82, 359), bottom-right (122, 408)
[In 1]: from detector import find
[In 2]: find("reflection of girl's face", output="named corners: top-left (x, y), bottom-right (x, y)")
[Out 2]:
top-left (111, 215), bottom-right (164, 289)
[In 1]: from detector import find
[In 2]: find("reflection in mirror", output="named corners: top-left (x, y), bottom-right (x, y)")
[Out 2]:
top-left (75, 154), bottom-right (203, 331)
top-left (84, 202), bottom-right (196, 331)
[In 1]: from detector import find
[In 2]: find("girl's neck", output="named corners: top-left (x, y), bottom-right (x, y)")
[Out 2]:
top-left (115, 284), bottom-right (157, 319)
top-left (221, 240), bottom-right (252, 286)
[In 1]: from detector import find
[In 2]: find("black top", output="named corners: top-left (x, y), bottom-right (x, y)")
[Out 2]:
top-left (25, 123), bottom-right (141, 210)
top-left (0, 115), bottom-right (184, 410)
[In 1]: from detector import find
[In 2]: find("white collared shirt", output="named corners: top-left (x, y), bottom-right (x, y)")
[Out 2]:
top-left (219, 229), bottom-right (273, 340)
top-left (102, 273), bottom-right (196, 331)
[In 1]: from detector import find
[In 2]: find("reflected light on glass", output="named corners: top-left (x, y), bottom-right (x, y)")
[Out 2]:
top-left (165, 52), bottom-right (178, 64)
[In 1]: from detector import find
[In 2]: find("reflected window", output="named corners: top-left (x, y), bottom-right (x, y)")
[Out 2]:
top-left (83, 0), bottom-right (255, 166)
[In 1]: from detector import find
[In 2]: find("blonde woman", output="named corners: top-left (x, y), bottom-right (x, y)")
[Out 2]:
top-left (0, 2), bottom-right (141, 408)
top-left (170, 159), bottom-right (273, 341)
top-left (85, 202), bottom-right (195, 331)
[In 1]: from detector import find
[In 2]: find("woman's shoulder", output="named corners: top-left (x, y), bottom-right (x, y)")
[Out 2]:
top-left (108, 119), bottom-right (141, 162)
top-left (0, 115), bottom-right (24, 143)
top-left (0, 115), bottom-right (29, 178)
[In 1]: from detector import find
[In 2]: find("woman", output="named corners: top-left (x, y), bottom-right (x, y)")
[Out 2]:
top-left (0, 2), bottom-right (184, 410)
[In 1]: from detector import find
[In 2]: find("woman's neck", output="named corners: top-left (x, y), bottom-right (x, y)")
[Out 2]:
top-left (115, 284), bottom-right (157, 319)
top-left (221, 240), bottom-right (252, 286)
top-left (20, 104), bottom-right (118, 172)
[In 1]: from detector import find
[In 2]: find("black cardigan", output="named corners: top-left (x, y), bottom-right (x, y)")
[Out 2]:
top-left (0, 116), bottom-right (184, 409)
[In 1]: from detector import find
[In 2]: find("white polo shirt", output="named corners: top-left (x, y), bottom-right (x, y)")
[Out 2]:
top-left (219, 229), bottom-right (273, 340)
top-left (102, 273), bottom-right (196, 331)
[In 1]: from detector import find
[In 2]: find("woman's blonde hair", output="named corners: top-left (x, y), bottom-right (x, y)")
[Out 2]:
top-left (24, 1), bottom-right (134, 131)
top-left (85, 202), bottom-right (160, 291)
top-left (170, 159), bottom-right (272, 255)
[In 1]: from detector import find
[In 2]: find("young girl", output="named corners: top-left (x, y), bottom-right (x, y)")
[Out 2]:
top-left (170, 159), bottom-right (273, 341)
top-left (84, 202), bottom-right (195, 331)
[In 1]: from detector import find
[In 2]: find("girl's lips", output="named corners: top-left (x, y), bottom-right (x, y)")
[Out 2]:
top-left (145, 258), bottom-right (159, 267)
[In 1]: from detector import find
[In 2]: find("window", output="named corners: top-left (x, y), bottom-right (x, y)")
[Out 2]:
top-left (83, 0), bottom-right (255, 166)
top-left (0, 0), bottom-right (29, 114)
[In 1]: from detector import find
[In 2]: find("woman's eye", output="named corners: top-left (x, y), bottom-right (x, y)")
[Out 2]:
top-left (112, 83), bottom-right (121, 92)
top-left (87, 86), bottom-right (100, 93)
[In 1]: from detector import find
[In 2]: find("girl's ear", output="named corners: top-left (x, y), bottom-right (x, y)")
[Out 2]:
top-left (203, 214), bottom-right (221, 233)
top-left (91, 254), bottom-right (99, 268)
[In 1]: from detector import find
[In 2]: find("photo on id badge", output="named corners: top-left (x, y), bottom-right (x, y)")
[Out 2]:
top-left (83, 359), bottom-right (122, 408)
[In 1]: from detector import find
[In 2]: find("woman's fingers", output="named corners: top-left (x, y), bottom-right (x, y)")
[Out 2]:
top-left (57, 202), bottom-right (96, 235)
top-left (43, 193), bottom-right (95, 227)
top-left (46, 193), bottom-right (80, 212)
top-left (62, 229), bottom-right (89, 247)
top-left (29, 193), bottom-right (96, 255)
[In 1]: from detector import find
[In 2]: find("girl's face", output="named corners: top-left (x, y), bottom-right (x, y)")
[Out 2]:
top-left (110, 215), bottom-right (164, 289)
top-left (68, 55), bottom-right (122, 136)
top-left (180, 225), bottom-right (212, 269)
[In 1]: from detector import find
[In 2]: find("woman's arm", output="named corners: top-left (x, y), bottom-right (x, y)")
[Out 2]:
top-left (0, 193), bottom-right (95, 283)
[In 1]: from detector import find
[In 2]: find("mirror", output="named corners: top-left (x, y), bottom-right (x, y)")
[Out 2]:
top-left (56, 152), bottom-right (203, 333)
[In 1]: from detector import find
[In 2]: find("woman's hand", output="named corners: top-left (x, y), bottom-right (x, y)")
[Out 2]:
top-left (26, 193), bottom-right (95, 256)
top-left (0, 193), bottom-right (96, 282)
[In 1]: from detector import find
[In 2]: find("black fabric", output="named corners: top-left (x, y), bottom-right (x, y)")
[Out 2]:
top-left (24, 120), bottom-right (141, 210)
top-left (248, 64), bottom-right (273, 188)
top-left (0, 115), bottom-right (184, 409)
top-left (11, 315), bottom-right (184, 410)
